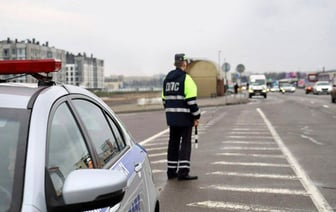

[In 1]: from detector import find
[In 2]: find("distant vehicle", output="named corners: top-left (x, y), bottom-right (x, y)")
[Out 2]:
top-left (248, 74), bottom-right (267, 98)
top-left (307, 73), bottom-right (318, 83)
top-left (0, 59), bottom-right (160, 212)
top-left (279, 83), bottom-right (296, 93)
top-left (305, 82), bottom-right (314, 94)
top-left (313, 81), bottom-right (332, 95)
top-left (270, 86), bottom-right (280, 92)
top-left (297, 79), bottom-right (306, 88)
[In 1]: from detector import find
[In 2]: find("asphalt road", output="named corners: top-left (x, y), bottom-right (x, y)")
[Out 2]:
top-left (117, 90), bottom-right (336, 212)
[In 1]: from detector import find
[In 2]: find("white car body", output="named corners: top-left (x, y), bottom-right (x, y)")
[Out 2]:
top-left (313, 81), bottom-right (332, 94)
top-left (279, 83), bottom-right (296, 93)
top-left (0, 60), bottom-right (160, 212)
top-left (248, 74), bottom-right (267, 98)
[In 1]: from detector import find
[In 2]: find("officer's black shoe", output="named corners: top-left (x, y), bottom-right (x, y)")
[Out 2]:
top-left (177, 175), bottom-right (198, 181)
top-left (167, 174), bottom-right (177, 180)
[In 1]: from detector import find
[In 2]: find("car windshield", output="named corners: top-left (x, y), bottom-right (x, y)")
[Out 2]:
top-left (0, 108), bottom-right (29, 211)
top-left (280, 83), bottom-right (292, 87)
top-left (252, 80), bottom-right (265, 86)
top-left (317, 82), bottom-right (330, 86)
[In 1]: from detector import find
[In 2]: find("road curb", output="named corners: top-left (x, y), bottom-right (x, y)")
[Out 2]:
top-left (108, 93), bottom-right (249, 113)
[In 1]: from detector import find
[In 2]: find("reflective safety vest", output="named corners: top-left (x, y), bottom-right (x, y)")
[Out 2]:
top-left (162, 68), bottom-right (201, 127)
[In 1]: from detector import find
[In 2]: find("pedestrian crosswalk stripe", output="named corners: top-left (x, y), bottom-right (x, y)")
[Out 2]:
top-left (149, 152), bottom-right (166, 157)
top-left (200, 185), bottom-right (309, 196)
top-left (150, 159), bottom-right (166, 164)
top-left (187, 201), bottom-right (313, 212)
top-left (206, 171), bottom-right (298, 180)
top-left (229, 131), bottom-right (270, 134)
top-left (143, 142), bottom-right (167, 147)
top-left (212, 161), bottom-right (290, 167)
top-left (221, 147), bottom-right (279, 150)
top-left (216, 152), bottom-right (285, 158)
top-left (221, 141), bottom-right (276, 145)
top-left (152, 170), bottom-right (165, 173)
top-left (232, 128), bottom-right (269, 131)
top-left (145, 147), bottom-right (167, 151)
top-left (235, 122), bottom-right (265, 125)
top-left (139, 128), bottom-right (169, 146)
top-left (227, 135), bottom-right (273, 139)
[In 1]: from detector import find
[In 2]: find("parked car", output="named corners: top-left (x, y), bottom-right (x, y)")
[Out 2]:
top-left (313, 81), bottom-right (332, 95)
top-left (331, 84), bottom-right (336, 103)
top-left (0, 59), bottom-right (160, 212)
top-left (305, 83), bottom-right (314, 94)
top-left (279, 83), bottom-right (296, 93)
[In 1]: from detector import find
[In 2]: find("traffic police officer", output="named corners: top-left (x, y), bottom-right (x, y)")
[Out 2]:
top-left (162, 53), bottom-right (201, 180)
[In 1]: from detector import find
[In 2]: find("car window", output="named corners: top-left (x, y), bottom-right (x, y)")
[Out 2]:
top-left (0, 109), bottom-right (28, 211)
top-left (47, 103), bottom-right (92, 196)
top-left (72, 100), bottom-right (125, 167)
top-left (106, 114), bottom-right (126, 151)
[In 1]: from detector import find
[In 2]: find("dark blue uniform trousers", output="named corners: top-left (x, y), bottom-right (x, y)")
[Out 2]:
top-left (167, 126), bottom-right (192, 178)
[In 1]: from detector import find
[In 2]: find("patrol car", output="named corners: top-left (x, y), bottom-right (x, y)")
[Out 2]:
top-left (0, 59), bottom-right (160, 212)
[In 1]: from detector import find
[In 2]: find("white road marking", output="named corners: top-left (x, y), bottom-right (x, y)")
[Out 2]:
top-left (232, 128), bottom-right (268, 131)
top-left (145, 147), bottom-right (167, 151)
top-left (301, 134), bottom-right (323, 145)
top-left (323, 105), bottom-right (329, 108)
top-left (206, 171), bottom-right (299, 180)
top-left (150, 159), bottom-right (166, 164)
top-left (216, 152), bottom-right (285, 158)
top-left (152, 169), bottom-right (165, 174)
top-left (235, 122), bottom-right (265, 125)
top-left (229, 131), bottom-right (270, 134)
top-left (206, 111), bottom-right (227, 126)
top-left (149, 152), bottom-right (167, 157)
top-left (221, 141), bottom-right (276, 145)
top-left (221, 147), bottom-right (280, 150)
top-left (301, 126), bottom-right (313, 135)
top-left (187, 201), bottom-right (312, 212)
top-left (147, 137), bottom-right (168, 141)
top-left (213, 161), bottom-right (290, 167)
top-left (227, 135), bottom-right (273, 139)
top-left (139, 128), bottom-right (169, 146)
top-left (200, 185), bottom-right (308, 196)
top-left (257, 108), bottom-right (333, 212)
top-left (143, 142), bottom-right (167, 147)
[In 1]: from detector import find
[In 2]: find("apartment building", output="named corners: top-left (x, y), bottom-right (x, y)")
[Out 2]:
top-left (66, 52), bottom-right (104, 89)
top-left (0, 38), bottom-right (66, 83)
top-left (0, 38), bottom-right (104, 90)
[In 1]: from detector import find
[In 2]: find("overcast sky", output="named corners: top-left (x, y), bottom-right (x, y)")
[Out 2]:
top-left (1, 0), bottom-right (335, 76)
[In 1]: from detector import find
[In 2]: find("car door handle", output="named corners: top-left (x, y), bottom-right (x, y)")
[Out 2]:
top-left (134, 163), bottom-right (143, 173)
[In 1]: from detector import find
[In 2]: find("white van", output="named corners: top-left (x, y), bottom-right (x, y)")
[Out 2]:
top-left (248, 74), bottom-right (267, 98)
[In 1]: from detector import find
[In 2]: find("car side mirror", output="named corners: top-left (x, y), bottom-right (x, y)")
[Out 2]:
top-left (60, 169), bottom-right (128, 211)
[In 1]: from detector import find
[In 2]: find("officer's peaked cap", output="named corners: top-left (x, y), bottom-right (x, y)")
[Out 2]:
top-left (174, 53), bottom-right (187, 62)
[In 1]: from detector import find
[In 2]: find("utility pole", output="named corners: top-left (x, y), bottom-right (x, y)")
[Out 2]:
top-left (218, 50), bottom-right (221, 72)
